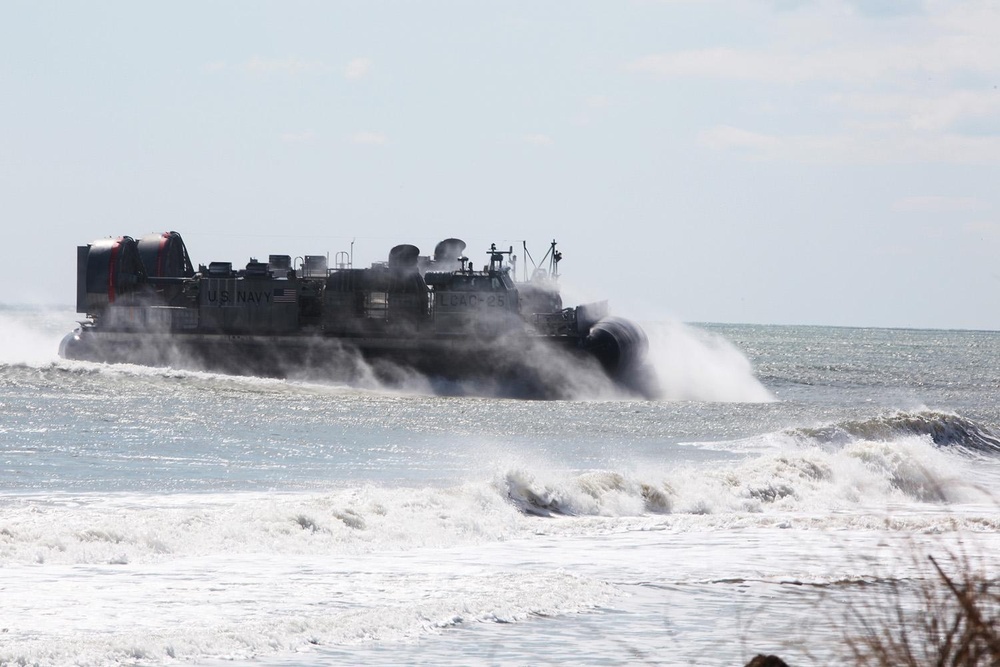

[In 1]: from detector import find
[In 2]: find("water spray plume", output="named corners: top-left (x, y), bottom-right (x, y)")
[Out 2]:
top-left (644, 321), bottom-right (774, 402)
top-left (0, 307), bottom-right (75, 366)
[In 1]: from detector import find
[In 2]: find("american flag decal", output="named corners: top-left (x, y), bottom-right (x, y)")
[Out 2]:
top-left (273, 288), bottom-right (297, 303)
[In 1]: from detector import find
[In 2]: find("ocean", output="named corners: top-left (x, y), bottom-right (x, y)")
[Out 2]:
top-left (2, 306), bottom-right (999, 666)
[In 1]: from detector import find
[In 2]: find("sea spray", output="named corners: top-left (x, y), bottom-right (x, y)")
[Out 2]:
top-left (0, 306), bottom-right (76, 365)
top-left (643, 321), bottom-right (774, 402)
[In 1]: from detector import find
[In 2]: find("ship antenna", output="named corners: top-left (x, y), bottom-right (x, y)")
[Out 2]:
top-left (549, 240), bottom-right (562, 279)
top-left (521, 241), bottom-right (537, 282)
top-left (487, 243), bottom-right (512, 273)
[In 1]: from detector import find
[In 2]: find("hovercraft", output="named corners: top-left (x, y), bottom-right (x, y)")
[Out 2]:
top-left (60, 233), bottom-right (654, 398)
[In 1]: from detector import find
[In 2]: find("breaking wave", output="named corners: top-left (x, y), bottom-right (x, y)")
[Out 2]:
top-left (785, 410), bottom-right (1000, 456)
top-left (497, 435), bottom-right (997, 521)
top-left (4, 437), bottom-right (997, 568)
top-left (501, 468), bottom-right (672, 517)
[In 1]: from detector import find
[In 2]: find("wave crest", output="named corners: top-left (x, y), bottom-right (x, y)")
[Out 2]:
top-left (497, 468), bottom-right (672, 517)
top-left (788, 410), bottom-right (1000, 456)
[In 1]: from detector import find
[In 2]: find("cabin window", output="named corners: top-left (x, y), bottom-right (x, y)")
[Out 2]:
top-left (365, 291), bottom-right (388, 319)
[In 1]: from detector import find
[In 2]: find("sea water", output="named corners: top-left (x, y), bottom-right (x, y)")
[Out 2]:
top-left (2, 306), bottom-right (999, 666)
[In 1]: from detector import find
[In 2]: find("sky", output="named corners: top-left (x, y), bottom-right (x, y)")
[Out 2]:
top-left (2, 0), bottom-right (999, 329)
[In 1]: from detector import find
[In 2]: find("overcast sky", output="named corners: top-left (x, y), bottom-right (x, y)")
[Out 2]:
top-left (3, 1), bottom-right (999, 329)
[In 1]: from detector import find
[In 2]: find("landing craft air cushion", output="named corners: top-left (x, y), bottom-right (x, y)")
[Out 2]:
top-left (60, 232), bottom-right (654, 398)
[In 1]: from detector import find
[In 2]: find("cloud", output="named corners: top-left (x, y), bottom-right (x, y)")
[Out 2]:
top-left (524, 133), bottom-right (555, 147)
top-left (963, 221), bottom-right (1000, 239)
top-left (892, 196), bottom-right (987, 213)
top-left (243, 57), bottom-right (330, 75)
top-left (202, 57), bottom-right (331, 76)
top-left (628, 3), bottom-right (1000, 86)
top-left (699, 125), bottom-right (782, 153)
top-left (351, 131), bottom-right (388, 145)
top-left (628, 39), bottom-right (1000, 85)
top-left (846, 0), bottom-right (924, 19)
top-left (572, 96), bottom-right (613, 127)
top-left (634, 3), bottom-right (1000, 167)
top-left (280, 130), bottom-right (317, 144)
top-left (345, 58), bottom-right (373, 80)
top-left (831, 91), bottom-right (1000, 132)
top-left (699, 125), bottom-right (1000, 165)
top-left (629, 49), bottom-right (820, 84)
top-left (586, 95), bottom-right (612, 109)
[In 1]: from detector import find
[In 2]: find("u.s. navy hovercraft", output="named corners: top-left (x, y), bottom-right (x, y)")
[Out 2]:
top-left (59, 232), bottom-right (655, 398)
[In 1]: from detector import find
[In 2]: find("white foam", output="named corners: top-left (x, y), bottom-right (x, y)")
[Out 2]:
top-left (0, 552), bottom-right (619, 665)
top-left (3, 439), bottom-right (999, 665)
top-left (0, 485), bottom-right (529, 566)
